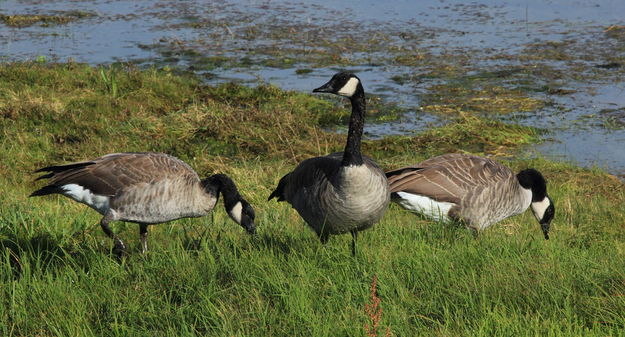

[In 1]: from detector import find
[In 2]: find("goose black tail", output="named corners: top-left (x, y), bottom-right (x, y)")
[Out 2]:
top-left (31, 161), bottom-right (94, 196)
top-left (29, 185), bottom-right (61, 197)
top-left (34, 162), bottom-right (94, 175)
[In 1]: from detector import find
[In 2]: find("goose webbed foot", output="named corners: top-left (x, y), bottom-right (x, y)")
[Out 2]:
top-left (319, 232), bottom-right (330, 245)
top-left (541, 224), bottom-right (550, 240)
top-left (112, 239), bottom-right (127, 259)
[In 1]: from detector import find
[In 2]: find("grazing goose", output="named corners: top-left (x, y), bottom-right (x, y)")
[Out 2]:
top-left (268, 72), bottom-right (390, 255)
top-left (386, 153), bottom-right (555, 239)
top-left (30, 152), bottom-right (256, 256)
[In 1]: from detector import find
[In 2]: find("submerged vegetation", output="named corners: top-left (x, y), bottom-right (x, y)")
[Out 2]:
top-left (1, 63), bottom-right (624, 336)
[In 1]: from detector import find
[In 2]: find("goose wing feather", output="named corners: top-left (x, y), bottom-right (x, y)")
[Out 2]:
top-left (269, 152), bottom-right (342, 203)
top-left (33, 152), bottom-right (200, 197)
top-left (387, 154), bottom-right (514, 204)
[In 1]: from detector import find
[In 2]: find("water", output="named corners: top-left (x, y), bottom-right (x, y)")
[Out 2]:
top-left (1, 0), bottom-right (624, 174)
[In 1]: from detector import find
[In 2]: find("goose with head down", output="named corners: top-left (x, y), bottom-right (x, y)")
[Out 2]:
top-left (386, 153), bottom-right (555, 239)
top-left (31, 152), bottom-right (256, 257)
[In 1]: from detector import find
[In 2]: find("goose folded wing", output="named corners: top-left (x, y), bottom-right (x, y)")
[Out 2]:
top-left (387, 166), bottom-right (464, 204)
top-left (42, 154), bottom-right (166, 197)
top-left (43, 163), bottom-right (126, 197)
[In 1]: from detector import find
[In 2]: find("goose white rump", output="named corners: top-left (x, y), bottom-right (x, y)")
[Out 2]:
top-left (61, 183), bottom-right (111, 214)
top-left (394, 192), bottom-right (454, 223)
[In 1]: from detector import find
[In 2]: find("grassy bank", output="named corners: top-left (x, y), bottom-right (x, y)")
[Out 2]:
top-left (1, 63), bottom-right (624, 336)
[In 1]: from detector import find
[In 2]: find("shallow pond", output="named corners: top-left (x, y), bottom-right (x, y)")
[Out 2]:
top-left (1, 0), bottom-right (624, 174)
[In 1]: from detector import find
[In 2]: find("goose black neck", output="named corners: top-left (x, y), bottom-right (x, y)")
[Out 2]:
top-left (203, 174), bottom-right (241, 210)
top-left (342, 87), bottom-right (365, 167)
top-left (516, 169), bottom-right (547, 202)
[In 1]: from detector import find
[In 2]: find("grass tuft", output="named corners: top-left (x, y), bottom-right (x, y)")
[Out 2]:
top-left (367, 113), bottom-right (540, 160)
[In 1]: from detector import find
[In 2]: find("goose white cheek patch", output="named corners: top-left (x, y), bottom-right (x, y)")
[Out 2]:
top-left (531, 198), bottom-right (551, 221)
top-left (337, 77), bottom-right (359, 97)
top-left (229, 201), bottom-right (243, 224)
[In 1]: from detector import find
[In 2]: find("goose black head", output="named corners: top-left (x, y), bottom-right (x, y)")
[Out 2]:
top-left (228, 198), bottom-right (256, 235)
top-left (313, 72), bottom-right (363, 98)
top-left (203, 174), bottom-right (256, 235)
top-left (517, 168), bottom-right (555, 240)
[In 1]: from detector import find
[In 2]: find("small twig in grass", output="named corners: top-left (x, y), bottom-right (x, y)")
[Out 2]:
top-left (364, 274), bottom-right (392, 337)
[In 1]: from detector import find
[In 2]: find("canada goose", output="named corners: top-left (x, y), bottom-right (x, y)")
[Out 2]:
top-left (30, 152), bottom-right (256, 256)
top-left (386, 153), bottom-right (555, 239)
top-left (268, 72), bottom-right (390, 255)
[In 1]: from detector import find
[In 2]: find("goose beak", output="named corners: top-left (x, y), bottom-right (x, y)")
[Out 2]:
top-left (541, 223), bottom-right (550, 240)
top-left (313, 81), bottom-right (334, 93)
top-left (247, 225), bottom-right (256, 235)
top-left (243, 220), bottom-right (256, 235)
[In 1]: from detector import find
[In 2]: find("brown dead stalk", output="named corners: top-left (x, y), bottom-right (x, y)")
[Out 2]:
top-left (364, 274), bottom-right (392, 337)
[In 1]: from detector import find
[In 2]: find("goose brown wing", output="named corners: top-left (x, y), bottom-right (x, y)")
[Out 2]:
top-left (387, 166), bottom-right (464, 204)
top-left (417, 154), bottom-right (512, 183)
top-left (465, 156), bottom-right (513, 185)
top-left (415, 153), bottom-right (467, 167)
top-left (421, 154), bottom-right (514, 186)
top-left (270, 153), bottom-right (342, 201)
top-left (34, 152), bottom-right (199, 197)
top-left (386, 153), bottom-right (514, 204)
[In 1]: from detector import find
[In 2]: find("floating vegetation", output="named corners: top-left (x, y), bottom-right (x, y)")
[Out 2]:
top-left (365, 113), bottom-right (540, 158)
top-left (0, 11), bottom-right (94, 28)
top-left (595, 62), bottom-right (622, 69)
top-left (421, 83), bottom-right (544, 115)
top-left (605, 25), bottom-right (625, 41)
top-left (599, 108), bottom-right (625, 130)
top-left (521, 40), bottom-right (576, 62)
top-left (295, 68), bottom-right (313, 75)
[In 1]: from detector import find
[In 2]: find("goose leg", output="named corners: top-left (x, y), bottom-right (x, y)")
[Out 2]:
top-left (351, 230), bottom-right (358, 256)
top-left (139, 224), bottom-right (148, 254)
top-left (319, 232), bottom-right (330, 245)
top-left (100, 216), bottom-right (126, 258)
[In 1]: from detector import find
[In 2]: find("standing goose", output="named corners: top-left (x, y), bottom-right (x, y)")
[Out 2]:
top-left (268, 72), bottom-right (390, 255)
top-left (386, 153), bottom-right (555, 239)
top-left (30, 152), bottom-right (256, 256)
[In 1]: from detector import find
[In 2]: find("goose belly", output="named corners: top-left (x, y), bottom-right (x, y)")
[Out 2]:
top-left (466, 206), bottom-right (524, 230)
top-left (462, 186), bottom-right (533, 230)
top-left (394, 192), bottom-right (454, 223)
top-left (317, 165), bottom-right (390, 234)
top-left (111, 184), bottom-right (216, 224)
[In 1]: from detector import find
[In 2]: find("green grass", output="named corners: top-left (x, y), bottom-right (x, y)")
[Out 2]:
top-left (1, 62), bottom-right (624, 336)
